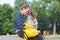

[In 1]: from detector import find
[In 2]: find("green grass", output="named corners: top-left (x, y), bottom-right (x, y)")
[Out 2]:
top-left (45, 35), bottom-right (60, 40)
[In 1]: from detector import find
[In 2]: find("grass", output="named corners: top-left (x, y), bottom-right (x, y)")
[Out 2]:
top-left (45, 35), bottom-right (60, 40)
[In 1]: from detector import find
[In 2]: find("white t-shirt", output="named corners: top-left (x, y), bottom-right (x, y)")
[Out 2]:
top-left (26, 16), bottom-right (38, 26)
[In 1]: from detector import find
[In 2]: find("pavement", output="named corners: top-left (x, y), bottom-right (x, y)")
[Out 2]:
top-left (0, 35), bottom-right (60, 40)
top-left (0, 35), bottom-right (23, 40)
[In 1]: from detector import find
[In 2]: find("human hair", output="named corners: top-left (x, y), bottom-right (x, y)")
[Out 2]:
top-left (30, 10), bottom-right (37, 17)
top-left (20, 4), bottom-right (30, 10)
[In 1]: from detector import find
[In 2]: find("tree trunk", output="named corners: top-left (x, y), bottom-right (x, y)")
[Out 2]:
top-left (53, 21), bottom-right (56, 35)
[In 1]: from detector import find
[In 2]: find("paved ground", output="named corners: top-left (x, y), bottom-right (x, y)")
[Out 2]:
top-left (0, 35), bottom-right (60, 40)
top-left (0, 35), bottom-right (23, 40)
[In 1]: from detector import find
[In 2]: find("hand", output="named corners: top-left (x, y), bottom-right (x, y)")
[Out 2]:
top-left (25, 26), bottom-right (34, 29)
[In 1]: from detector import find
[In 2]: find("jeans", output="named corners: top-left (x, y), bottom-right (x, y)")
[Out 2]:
top-left (17, 30), bottom-right (24, 38)
top-left (28, 33), bottom-right (44, 40)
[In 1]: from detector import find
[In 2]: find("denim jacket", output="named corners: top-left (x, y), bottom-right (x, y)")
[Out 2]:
top-left (14, 12), bottom-right (26, 30)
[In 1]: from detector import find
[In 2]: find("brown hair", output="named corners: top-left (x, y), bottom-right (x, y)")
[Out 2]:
top-left (30, 10), bottom-right (37, 17)
top-left (21, 4), bottom-right (30, 10)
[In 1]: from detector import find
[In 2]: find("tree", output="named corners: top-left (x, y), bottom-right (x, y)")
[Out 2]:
top-left (31, 0), bottom-right (49, 31)
top-left (48, 1), bottom-right (60, 34)
top-left (0, 4), bottom-right (15, 35)
top-left (30, 0), bottom-right (60, 34)
top-left (14, 0), bottom-right (27, 10)
top-left (0, 5), bottom-right (3, 35)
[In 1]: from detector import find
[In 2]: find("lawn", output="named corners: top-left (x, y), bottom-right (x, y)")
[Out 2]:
top-left (45, 35), bottom-right (60, 40)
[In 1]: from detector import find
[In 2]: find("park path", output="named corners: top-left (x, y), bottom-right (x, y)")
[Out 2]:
top-left (0, 35), bottom-right (23, 40)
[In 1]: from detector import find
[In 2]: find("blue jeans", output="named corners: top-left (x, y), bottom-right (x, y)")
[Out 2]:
top-left (28, 33), bottom-right (44, 40)
top-left (17, 30), bottom-right (24, 38)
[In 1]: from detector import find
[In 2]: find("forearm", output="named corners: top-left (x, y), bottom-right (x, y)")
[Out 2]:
top-left (33, 25), bottom-right (38, 29)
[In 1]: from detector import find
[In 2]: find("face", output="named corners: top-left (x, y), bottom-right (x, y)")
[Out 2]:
top-left (31, 15), bottom-right (36, 20)
top-left (23, 8), bottom-right (30, 15)
top-left (30, 12), bottom-right (37, 20)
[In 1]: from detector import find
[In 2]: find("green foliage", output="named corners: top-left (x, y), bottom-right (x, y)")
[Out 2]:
top-left (31, 0), bottom-right (49, 31)
top-left (0, 0), bottom-right (60, 35)
top-left (14, 0), bottom-right (27, 10)
top-left (0, 4), bottom-right (15, 35)
top-left (30, 0), bottom-right (60, 34)
top-left (0, 0), bottom-right (28, 35)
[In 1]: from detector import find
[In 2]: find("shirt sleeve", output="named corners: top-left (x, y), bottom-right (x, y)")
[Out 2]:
top-left (35, 19), bottom-right (38, 25)
top-left (32, 19), bottom-right (38, 25)
top-left (14, 14), bottom-right (25, 30)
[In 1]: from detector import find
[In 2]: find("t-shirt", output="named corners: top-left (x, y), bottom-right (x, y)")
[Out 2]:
top-left (26, 16), bottom-right (38, 26)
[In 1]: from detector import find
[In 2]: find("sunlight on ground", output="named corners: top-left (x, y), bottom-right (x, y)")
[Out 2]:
top-left (45, 35), bottom-right (60, 40)
top-left (0, 35), bottom-right (60, 40)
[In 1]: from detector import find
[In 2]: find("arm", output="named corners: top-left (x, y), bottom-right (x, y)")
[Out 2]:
top-left (14, 14), bottom-right (25, 30)
top-left (33, 19), bottom-right (38, 29)
top-left (35, 25), bottom-right (38, 29)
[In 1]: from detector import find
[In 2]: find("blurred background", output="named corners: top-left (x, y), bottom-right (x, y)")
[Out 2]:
top-left (0, 0), bottom-right (60, 36)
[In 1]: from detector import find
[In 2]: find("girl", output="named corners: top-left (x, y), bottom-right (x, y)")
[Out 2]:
top-left (24, 10), bottom-right (43, 40)
top-left (26, 10), bottom-right (38, 29)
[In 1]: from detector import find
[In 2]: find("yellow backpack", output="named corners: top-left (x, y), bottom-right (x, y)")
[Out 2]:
top-left (24, 22), bottom-right (38, 37)
top-left (24, 22), bottom-right (32, 27)
top-left (23, 28), bottom-right (38, 37)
